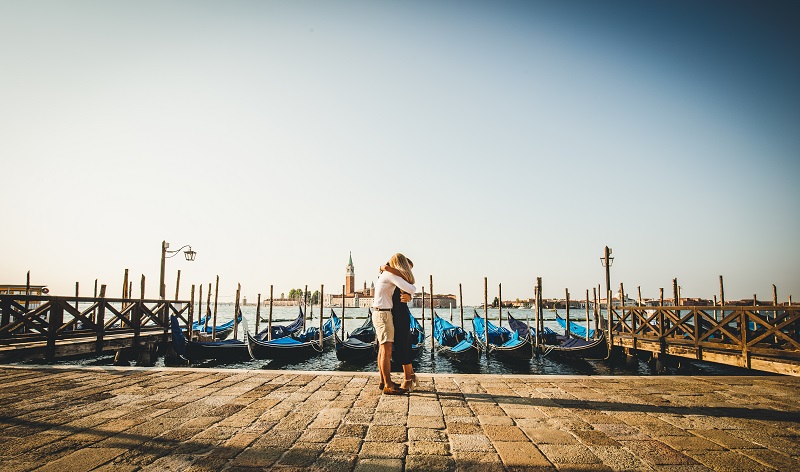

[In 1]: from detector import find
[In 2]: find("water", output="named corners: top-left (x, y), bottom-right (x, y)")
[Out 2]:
top-left (23, 305), bottom-right (759, 376)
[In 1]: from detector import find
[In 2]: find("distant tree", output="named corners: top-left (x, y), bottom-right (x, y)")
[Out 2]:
top-left (492, 297), bottom-right (499, 307)
top-left (311, 290), bottom-right (320, 305)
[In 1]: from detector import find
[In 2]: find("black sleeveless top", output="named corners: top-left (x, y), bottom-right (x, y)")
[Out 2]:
top-left (391, 287), bottom-right (413, 365)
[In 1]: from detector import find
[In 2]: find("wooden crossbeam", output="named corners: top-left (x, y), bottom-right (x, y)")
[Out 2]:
top-left (0, 300), bottom-right (52, 336)
top-left (59, 301), bottom-right (100, 332)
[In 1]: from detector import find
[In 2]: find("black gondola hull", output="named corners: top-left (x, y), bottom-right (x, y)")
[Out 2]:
top-left (486, 334), bottom-right (534, 361)
top-left (185, 341), bottom-right (251, 362)
top-left (247, 332), bottom-right (333, 360)
top-left (335, 333), bottom-right (377, 362)
top-left (544, 333), bottom-right (609, 360)
top-left (438, 342), bottom-right (482, 363)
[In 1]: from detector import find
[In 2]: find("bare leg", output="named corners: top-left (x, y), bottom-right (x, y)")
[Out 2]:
top-left (400, 364), bottom-right (415, 389)
top-left (379, 342), bottom-right (394, 387)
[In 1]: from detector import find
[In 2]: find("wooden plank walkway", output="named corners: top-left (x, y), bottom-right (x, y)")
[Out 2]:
top-left (1, 366), bottom-right (799, 471)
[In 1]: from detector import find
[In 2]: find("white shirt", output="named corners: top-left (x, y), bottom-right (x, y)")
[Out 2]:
top-left (372, 271), bottom-right (416, 310)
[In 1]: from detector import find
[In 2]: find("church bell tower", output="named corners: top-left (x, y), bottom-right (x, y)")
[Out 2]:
top-left (345, 252), bottom-right (355, 296)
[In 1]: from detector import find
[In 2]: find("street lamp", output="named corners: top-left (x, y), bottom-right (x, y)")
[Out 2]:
top-left (160, 240), bottom-right (196, 299)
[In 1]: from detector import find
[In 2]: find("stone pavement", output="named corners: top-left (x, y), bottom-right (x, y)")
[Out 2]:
top-left (1, 365), bottom-right (799, 471)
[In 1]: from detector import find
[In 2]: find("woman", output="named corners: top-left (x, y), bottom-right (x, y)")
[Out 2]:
top-left (372, 253), bottom-right (416, 395)
top-left (386, 259), bottom-right (418, 392)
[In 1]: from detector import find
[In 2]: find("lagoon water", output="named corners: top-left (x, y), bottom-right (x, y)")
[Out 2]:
top-left (31, 305), bottom-right (756, 376)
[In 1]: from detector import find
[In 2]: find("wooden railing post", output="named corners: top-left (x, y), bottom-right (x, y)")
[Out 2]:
top-left (133, 296), bottom-right (142, 348)
top-left (46, 300), bottom-right (64, 361)
top-left (162, 300), bottom-right (170, 344)
top-left (694, 307), bottom-right (701, 359)
top-left (95, 285), bottom-right (107, 352)
top-left (741, 308), bottom-right (750, 369)
top-left (1, 295), bottom-right (10, 328)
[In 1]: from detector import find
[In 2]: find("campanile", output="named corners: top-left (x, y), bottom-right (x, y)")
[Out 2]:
top-left (345, 252), bottom-right (355, 296)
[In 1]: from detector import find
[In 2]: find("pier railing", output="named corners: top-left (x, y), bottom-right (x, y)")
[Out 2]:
top-left (608, 304), bottom-right (800, 375)
top-left (0, 294), bottom-right (191, 360)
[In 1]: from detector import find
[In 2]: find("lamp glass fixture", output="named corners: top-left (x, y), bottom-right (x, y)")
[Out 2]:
top-left (184, 247), bottom-right (196, 261)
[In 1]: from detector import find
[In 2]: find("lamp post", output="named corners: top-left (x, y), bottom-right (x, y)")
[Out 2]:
top-left (600, 246), bottom-right (614, 345)
top-left (159, 240), bottom-right (196, 299)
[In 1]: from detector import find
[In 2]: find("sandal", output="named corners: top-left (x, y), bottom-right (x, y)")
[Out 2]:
top-left (382, 385), bottom-right (407, 395)
top-left (401, 374), bottom-right (419, 392)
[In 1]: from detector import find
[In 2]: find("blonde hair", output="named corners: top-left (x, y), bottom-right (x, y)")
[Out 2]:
top-left (388, 253), bottom-right (415, 284)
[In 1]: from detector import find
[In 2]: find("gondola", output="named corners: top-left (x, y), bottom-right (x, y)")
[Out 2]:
top-left (247, 312), bottom-right (341, 360)
top-left (409, 313), bottom-right (425, 357)
top-left (433, 313), bottom-right (481, 362)
top-left (170, 314), bottom-right (252, 362)
top-left (335, 309), bottom-right (377, 362)
top-left (253, 306), bottom-right (305, 341)
top-left (472, 310), bottom-right (532, 360)
top-left (537, 314), bottom-right (609, 359)
top-left (556, 314), bottom-right (596, 339)
top-left (505, 311), bottom-right (559, 342)
top-left (193, 312), bottom-right (243, 341)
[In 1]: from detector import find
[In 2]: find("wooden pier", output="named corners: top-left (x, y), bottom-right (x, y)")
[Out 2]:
top-left (0, 294), bottom-right (191, 363)
top-left (2, 293), bottom-right (800, 376)
top-left (607, 304), bottom-right (800, 376)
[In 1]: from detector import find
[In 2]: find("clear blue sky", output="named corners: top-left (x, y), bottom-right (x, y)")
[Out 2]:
top-left (2, 1), bottom-right (798, 304)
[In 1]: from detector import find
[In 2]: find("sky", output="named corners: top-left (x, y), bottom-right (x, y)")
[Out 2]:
top-left (1, 0), bottom-right (798, 305)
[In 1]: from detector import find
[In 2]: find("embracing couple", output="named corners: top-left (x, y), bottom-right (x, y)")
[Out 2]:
top-left (372, 253), bottom-right (419, 395)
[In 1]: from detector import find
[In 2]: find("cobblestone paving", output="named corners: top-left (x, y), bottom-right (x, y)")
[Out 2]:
top-left (0, 365), bottom-right (798, 471)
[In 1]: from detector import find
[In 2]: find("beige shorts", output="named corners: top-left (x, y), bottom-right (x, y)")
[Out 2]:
top-left (373, 310), bottom-right (394, 344)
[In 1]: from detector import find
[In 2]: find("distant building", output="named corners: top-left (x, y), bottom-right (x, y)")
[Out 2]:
top-left (327, 253), bottom-right (375, 308)
top-left (411, 293), bottom-right (457, 309)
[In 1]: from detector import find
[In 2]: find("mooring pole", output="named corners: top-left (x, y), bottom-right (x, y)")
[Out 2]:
top-left (198, 284), bottom-right (203, 331)
top-left (527, 285), bottom-right (533, 356)
top-left (233, 283), bottom-right (241, 340)
top-left (319, 284), bottom-right (324, 347)
top-left (593, 286), bottom-right (598, 337)
top-left (203, 282), bottom-right (211, 335)
top-left (536, 277), bottom-right (542, 351)
top-left (498, 283), bottom-right (502, 329)
top-left (341, 284), bottom-right (346, 340)
top-left (430, 275), bottom-right (435, 352)
top-left (772, 284), bottom-right (779, 344)
top-left (255, 293), bottom-right (261, 335)
top-left (421, 286), bottom-right (426, 332)
top-left (585, 289), bottom-right (590, 341)
top-left (672, 278), bottom-right (678, 307)
top-left (212, 275), bottom-right (219, 341)
top-left (484, 277), bottom-right (489, 349)
top-left (565, 288), bottom-right (570, 338)
top-left (303, 284), bottom-right (308, 330)
top-left (459, 283), bottom-right (464, 328)
top-left (268, 285), bottom-right (274, 341)
top-left (189, 284), bottom-right (195, 342)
